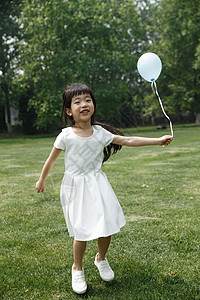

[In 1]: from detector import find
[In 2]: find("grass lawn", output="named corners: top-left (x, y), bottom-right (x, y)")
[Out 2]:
top-left (0, 125), bottom-right (200, 299)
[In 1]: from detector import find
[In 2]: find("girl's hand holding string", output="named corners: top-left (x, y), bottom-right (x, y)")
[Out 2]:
top-left (158, 135), bottom-right (173, 146)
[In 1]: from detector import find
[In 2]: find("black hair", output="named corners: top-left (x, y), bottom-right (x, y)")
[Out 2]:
top-left (62, 83), bottom-right (123, 162)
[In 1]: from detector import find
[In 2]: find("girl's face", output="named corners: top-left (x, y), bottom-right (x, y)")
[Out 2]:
top-left (66, 93), bottom-right (95, 124)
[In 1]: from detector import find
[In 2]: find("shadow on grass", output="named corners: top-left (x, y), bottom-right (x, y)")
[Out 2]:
top-left (81, 267), bottom-right (199, 299)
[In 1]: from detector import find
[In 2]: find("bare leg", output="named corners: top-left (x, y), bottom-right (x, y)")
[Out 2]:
top-left (97, 236), bottom-right (111, 262)
top-left (73, 240), bottom-right (87, 271)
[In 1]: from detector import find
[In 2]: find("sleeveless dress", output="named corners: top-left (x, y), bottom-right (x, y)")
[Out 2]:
top-left (54, 125), bottom-right (126, 241)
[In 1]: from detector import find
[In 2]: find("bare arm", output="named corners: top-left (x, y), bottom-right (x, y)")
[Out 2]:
top-left (36, 147), bottom-right (62, 193)
top-left (112, 135), bottom-right (173, 147)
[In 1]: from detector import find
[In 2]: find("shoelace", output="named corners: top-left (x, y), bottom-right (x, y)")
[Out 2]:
top-left (98, 260), bottom-right (111, 272)
top-left (74, 271), bottom-right (85, 283)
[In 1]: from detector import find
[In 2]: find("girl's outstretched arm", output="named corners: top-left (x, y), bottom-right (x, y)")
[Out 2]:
top-left (36, 147), bottom-right (62, 193)
top-left (112, 135), bottom-right (173, 147)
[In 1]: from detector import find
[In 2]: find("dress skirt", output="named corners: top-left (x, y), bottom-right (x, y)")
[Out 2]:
top-left (60, 170), bottom-right (126, 241)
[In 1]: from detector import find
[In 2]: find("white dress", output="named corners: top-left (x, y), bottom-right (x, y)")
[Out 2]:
top-left (54, 125), bottom-right (126, 241)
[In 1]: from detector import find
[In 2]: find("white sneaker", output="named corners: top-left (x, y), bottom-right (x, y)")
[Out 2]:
top-left (94, 254), bottom-right (114, 282)
top-left (72, 265), bottom-right (87, 294)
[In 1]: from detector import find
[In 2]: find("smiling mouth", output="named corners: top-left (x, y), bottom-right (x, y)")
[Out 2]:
top-left (80, 110), bottom-right (89, 114)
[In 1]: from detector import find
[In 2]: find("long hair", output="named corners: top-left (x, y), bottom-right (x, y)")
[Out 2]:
top-left (61, 83), bottom-right (123, 162)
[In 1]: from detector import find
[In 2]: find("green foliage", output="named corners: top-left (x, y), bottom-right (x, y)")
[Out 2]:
top-left (18, 0), bottom-right (146, 130)
top-left (2, 0), bottom-right (200, 131)
top-left (0, 0), bottom-right (22, 131)
top-left (149, 0), bottom-right (200, 121)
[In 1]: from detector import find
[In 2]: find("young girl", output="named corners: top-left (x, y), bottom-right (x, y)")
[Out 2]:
top-left (36, 83), bottom-right (172, 294)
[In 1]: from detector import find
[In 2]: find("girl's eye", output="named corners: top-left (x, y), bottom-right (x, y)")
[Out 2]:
top-left (86, 99), bottom-right (92, 102)
top-left (74, 101), bottom-right (80, 104)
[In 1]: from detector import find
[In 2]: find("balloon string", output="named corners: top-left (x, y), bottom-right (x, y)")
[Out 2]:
top-left (151, 81), bottom-right (173, 137)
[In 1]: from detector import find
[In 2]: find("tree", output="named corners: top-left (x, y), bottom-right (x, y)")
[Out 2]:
top-left (18, 0), bottom-right (147, 131)
top-left (150, 0), bottom-right (200, 125)
top-left (0, 0), bottom-right (22, 132)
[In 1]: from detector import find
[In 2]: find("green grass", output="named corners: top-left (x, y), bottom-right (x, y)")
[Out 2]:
top-left (0, 125), bottom-right (200, 299)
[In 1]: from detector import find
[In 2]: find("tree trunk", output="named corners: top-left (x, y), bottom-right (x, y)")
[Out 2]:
top-left (195, 113), bottom-right (200, 126)
top-left (5, 98), bottom-right (12, 133)
top-left (151, 112), bottom-right (156, 126)
top-left (0, 105), bottom-right (7, 131)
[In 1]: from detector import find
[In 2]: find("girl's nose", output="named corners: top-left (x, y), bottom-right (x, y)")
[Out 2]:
top-left (81, 101), bottom-right (88, 107)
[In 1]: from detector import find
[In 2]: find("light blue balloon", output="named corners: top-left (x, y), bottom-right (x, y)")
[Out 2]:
top-left (137, 52), bottom-right (162, 82)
